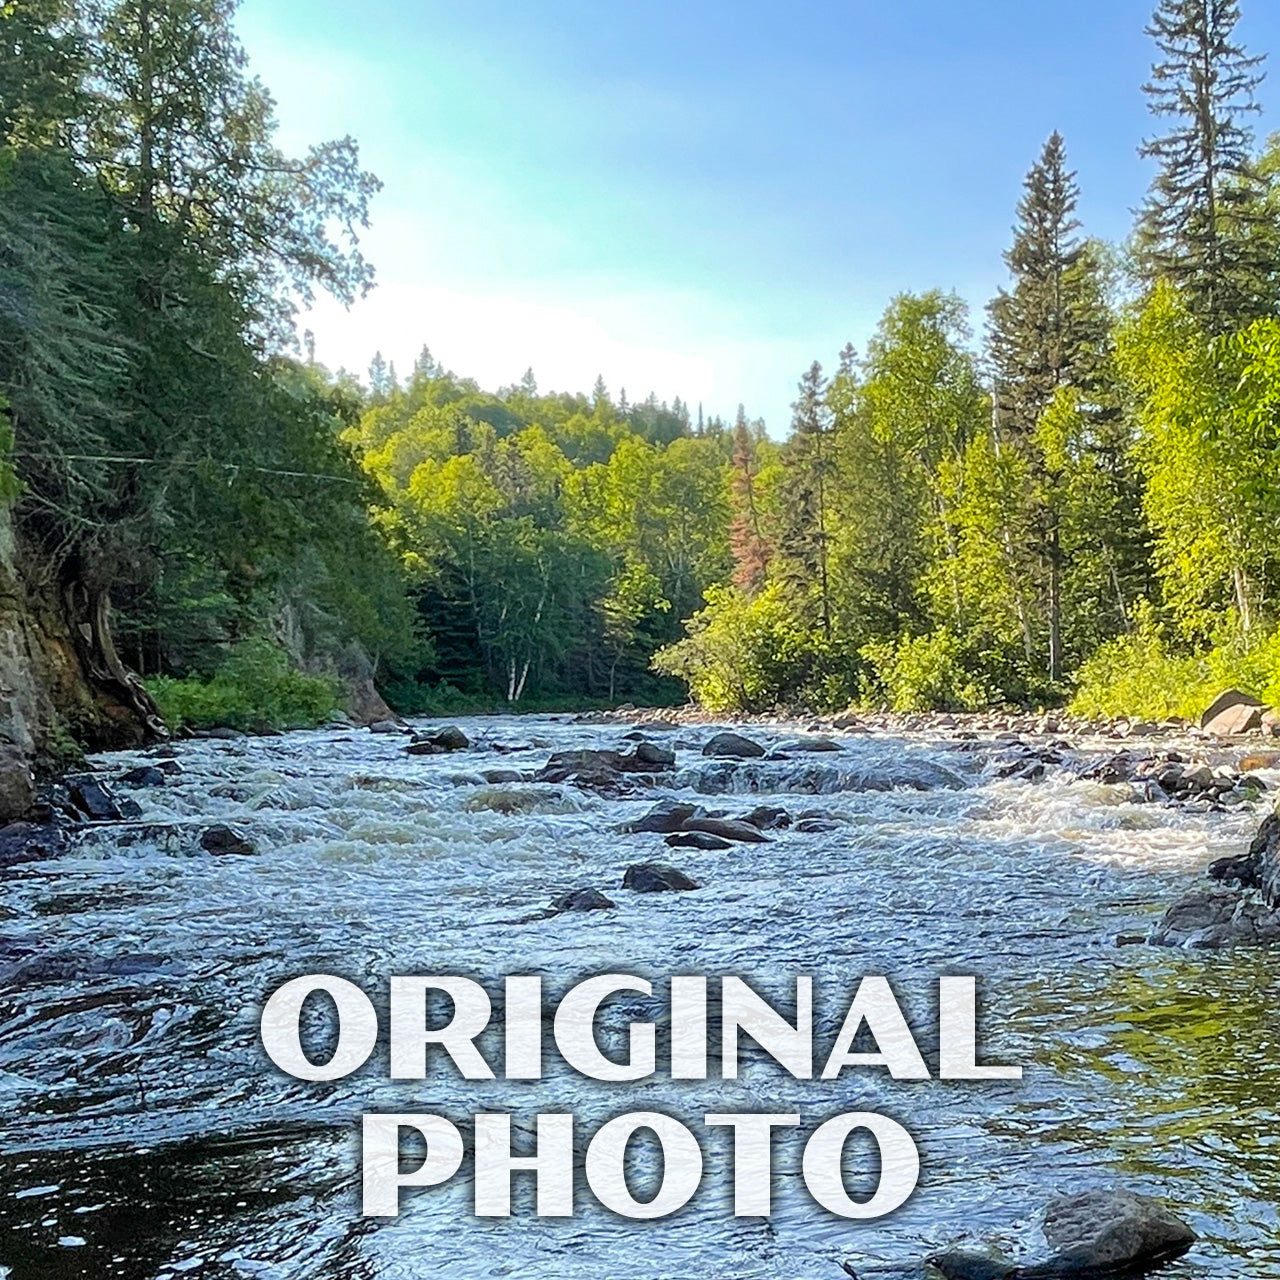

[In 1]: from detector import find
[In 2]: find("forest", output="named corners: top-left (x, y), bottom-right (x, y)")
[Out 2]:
top-left (4, 0), bottom-right (1280, 729)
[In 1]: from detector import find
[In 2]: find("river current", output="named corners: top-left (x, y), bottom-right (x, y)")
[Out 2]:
top-left (0, 716), bottom-right (1277, 1279)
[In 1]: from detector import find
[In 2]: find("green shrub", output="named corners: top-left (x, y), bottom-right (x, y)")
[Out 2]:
top-left (1070, 611), bottom-right (1280, 721)
top-left (653, 583), bottom-right (851, 713)
top-left (859, 630), bottom-right (995, 712)
top-left (147, 638), bottom-right (342, 732)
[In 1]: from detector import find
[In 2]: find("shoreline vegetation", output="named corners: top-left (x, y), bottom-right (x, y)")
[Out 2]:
top-left (5, 0), bottom-right (1280, 768)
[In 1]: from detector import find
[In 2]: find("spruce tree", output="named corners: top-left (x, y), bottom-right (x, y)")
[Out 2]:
top-left (1139, 0), bottom-right (1271, 332)
top-left (988, 133), bottom-right (1108, 436)
top-left (729, 405), bottom-right (770, 594)
top-left (777, 362), bottom-right (834, 635)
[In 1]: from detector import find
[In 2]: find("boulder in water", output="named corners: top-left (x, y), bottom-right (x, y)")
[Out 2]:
top-left (67, 777), bottom-right (123, 821)
top-left (409, 725), bottom-right (469, 752)
top-left (738, 804), bottom-right (791, 829)
top-left (200, 824), bottom-right (256, 857)
top-left (666, 831), bottom-right (732, 851)
top-left (551, 888), bottom-right (615, 912)
top-left (702, 731), bottom-right (766, 758)
top-left (682, 816), bottom-right (771, 843)
top-left (629, 799), bottom-right (702, 833)
top-left (368, 719), bottom-right (402, 734)
top-left (1038, 1188), bottom-right (1196, 1275)
top-left (622, 862), bottom-right (700, 892)
top-left (117, 765), bottom-right (167, 788)
top-left (632, 741), bottom-right (676, 766)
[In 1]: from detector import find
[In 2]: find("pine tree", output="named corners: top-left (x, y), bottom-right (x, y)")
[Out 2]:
top-left (988, 133), bottom-right (1109, 436)
top-left (777, 362), bottom-right (834, 634)
top-left (413, 345), bottom-right (439, 380)
top-left (1139, 0), bottom-right (1271, 332)
top-left (520, 366), bottom-right (537, 394)
top-left (729, 405), bottom-right (770, 594)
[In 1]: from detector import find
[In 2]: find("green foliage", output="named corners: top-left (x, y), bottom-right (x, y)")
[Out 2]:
top-left (652, 582), bottom-right (858, 713)
top-left (1070, 605), bottom-right (1280, 721)
top-left (147, 638), bottom-right (341, 731)
top-left (859, 630), bottom-right (996, 713)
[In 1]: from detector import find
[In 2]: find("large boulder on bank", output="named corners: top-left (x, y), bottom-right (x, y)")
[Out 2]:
top-left (1200, 689), bottom-right (1265, 736)
top-left (1039, 1188), bottom-right (1196, 1275)
top-left (622, 862), bottom-right (700, 893)
top-left (702, 731), bottom-right (766, 759)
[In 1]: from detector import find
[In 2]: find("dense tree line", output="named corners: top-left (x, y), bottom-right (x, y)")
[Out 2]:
top-left (659, 0), bottom-right (1280, 719)
top-left (7, 0), bottom-right (1280, 726)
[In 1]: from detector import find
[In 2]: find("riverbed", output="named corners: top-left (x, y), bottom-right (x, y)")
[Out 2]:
top-left (0, 716), bottom-right (1277, 1279)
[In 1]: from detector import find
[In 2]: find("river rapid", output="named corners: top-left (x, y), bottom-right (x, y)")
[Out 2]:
top-left (0, 715), bottom-right (1277, 1280)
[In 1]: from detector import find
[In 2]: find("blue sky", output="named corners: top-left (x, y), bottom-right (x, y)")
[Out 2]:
top-left (235, 0), bottom-right (1280, 431)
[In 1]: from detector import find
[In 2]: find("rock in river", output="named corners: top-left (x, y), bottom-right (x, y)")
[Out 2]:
top-left (117, 765), bottom-right (167, 788)
top-left (681, 816), bottom-right (771, 844)
top-left (666, 831), bottom-right (733, 851)
top-left (843, 1188), bottom-right (1194, 1279)
top-left (67, 777), bottom-right (123, 821)
top-left (622, 862), bottom-right (700, 892)
top-left (701, 731), bottom-right (766, 759)
top-left (628, 799), bottom-right (702, 833)
top-left (551, 888), bottom-right (615, 912)
top-left (200, 824), bottom-right (256, 857)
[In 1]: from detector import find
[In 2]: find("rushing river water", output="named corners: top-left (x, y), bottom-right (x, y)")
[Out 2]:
top-left (0, 716), bottom-right (1278, 1280)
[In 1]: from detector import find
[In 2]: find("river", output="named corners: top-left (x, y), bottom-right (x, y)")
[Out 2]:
top-left (0, 716), bottom-right (1277, 1279)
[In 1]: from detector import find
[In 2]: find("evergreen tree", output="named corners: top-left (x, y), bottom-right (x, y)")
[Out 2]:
top-left (987, 133), bottom-right (1116, 681)
top-left (1139, 0), bottom-right (1272, 332)
top-left (776, 362), bottom-right (834, 634)
top-left (729, 404), bottom-right (770, 594)
top-left (520, 366), bottom-right (537, 394)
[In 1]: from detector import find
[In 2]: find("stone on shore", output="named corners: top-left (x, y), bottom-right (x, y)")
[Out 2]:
top-left (1200, 689), bottom-right (1264, 736)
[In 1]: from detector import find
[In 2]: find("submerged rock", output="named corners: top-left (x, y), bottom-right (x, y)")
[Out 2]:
top-left (200, 824), bottom-right (256, 857)
top-left (681, 816), bottom-right (771, 844)
top-left (665, 831), bottom-right (732, 851)
top-left (702, 731), bottom-right (766, 759)
top-left (551, 888), bottom-right (615, 912)
top-left (629, 800), bottom-right (702, 833)
top-left (117, 765), bottom-right (167, 788)
top-left (622, 862), bottom-right (700, 892)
